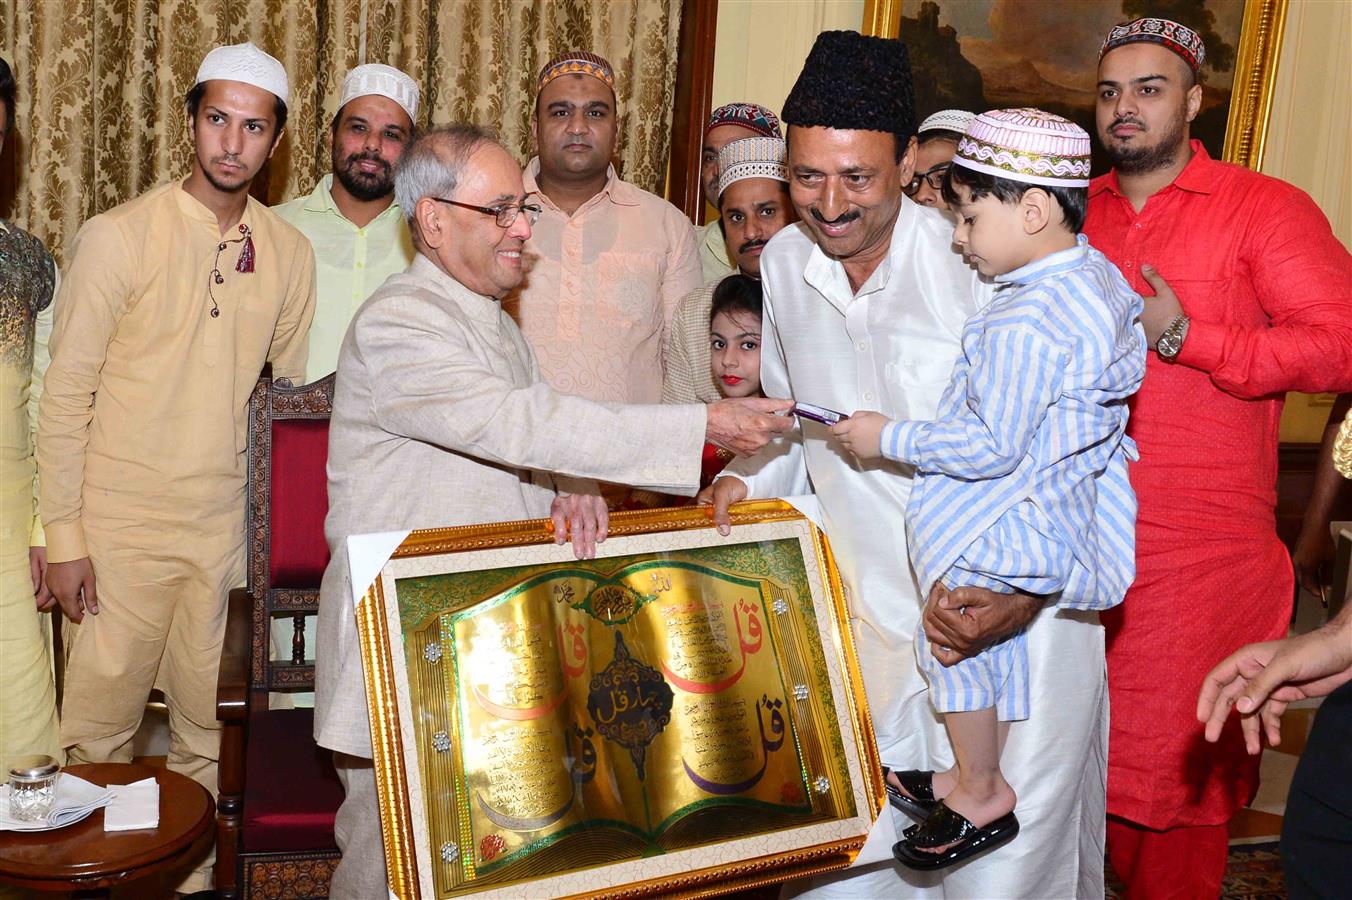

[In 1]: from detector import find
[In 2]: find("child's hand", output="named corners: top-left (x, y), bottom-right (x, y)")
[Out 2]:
top-left (830, 411), bottom-right (888, 460)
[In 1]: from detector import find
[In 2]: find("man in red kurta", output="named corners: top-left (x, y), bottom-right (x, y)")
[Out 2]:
top-left (1085, 17), bottom-right (1352, 897)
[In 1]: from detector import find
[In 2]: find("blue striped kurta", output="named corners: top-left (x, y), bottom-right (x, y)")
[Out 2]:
top-left (880, 235), bottom-right (1145, 718)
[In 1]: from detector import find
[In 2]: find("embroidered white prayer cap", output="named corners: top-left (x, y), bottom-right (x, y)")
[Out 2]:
top-left (195, 42), bottom-right (289, 105)
top-left (338, 63), bottom-right (419, 123)
top-left (918, 109), bottom-right (976, 136)
top-left (715, 136), bottom-right (789, 199)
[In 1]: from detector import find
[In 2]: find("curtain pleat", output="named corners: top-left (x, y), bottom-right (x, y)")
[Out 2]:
top-left (1, 0), bottom-right (681, 266)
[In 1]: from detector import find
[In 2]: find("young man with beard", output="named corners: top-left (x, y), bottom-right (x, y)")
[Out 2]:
top-left (695, 102), bottom-right (784, 280)
top-left (664, 135), bottom-right (796, 406)
top-left (274, 63), bottom-right (417, 381)
top-left (706, 31), bottom-right (1111, 898)
top-left (39, 43), bottom-right (314, 893)
top-left (1085, 18), bottom-right (1352, 897)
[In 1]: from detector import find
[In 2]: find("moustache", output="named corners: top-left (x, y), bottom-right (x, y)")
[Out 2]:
top-left (344, 151), bottom-right (391, 173)
top-left (810, 208), bottom-right (861, 227)
top-left (738, 238), bottom-right (768, 255)
top-left (212, 154), bottom-right (243, 168)
top-left (1110, 117), bottom-right (1146, 131)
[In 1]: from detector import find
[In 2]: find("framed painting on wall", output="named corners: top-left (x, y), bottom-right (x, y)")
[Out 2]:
top-left (864, 0), bottom-right (1287, 172)
top-left (351, 500), bottom-right (883, 898)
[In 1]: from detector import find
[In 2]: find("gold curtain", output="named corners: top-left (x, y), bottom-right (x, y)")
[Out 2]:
top-left (1, 0), bottom-right (681, 266)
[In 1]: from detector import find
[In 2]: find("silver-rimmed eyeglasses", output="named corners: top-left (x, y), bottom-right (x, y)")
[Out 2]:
top-left (430, 198), bottom-right (543, 228)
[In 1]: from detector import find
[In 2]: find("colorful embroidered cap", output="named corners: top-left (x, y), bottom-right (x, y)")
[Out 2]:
top-left (1099, 17), bottom-right (1206, 77)
top-left (707, 102), bottom-right (782, 139)
top-left (715, 136), bottom-right (789, 198)
top-left (918, 109), bottom-right (976, 137)
top-left (953, 108), bottom-right (1091, 188)
top-left (195, 42), bottom-right (289, 105)
top-left (339, 63), bottom-right (419, 122)
top-left (783, 31), bottom-right (916, 140)
top-left (536, 51), bottom-right (616, 93)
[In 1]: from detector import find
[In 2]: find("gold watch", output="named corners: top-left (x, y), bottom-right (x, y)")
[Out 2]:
top-left (1156, 314), bottom-right (1190, 360)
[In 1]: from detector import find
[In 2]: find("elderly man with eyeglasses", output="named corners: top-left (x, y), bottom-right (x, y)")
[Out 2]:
top-left (314, 123), bottom-right (793, 899)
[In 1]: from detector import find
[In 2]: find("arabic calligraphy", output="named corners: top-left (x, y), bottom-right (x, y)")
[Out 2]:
top-left (682, 693), bottom-right (787, 795)
top-left (586, 632), bottom-right (674, 780)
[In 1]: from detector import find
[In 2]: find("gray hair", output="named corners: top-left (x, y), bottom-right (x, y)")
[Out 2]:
top-left (393, 123), bottom-right (499, 224)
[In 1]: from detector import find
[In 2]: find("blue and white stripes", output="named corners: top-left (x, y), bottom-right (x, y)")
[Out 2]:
top-left (881, 235), bottom-right (1146, 612)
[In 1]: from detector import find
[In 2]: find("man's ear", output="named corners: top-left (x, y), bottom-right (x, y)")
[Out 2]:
top-left (1185, 82), bottom-right (1203, 124)
top-left (898, 134), bottom-right (918, 185)
top-left (1022, 188), bottom-right (1052, 236)
top-left (268, 128), bottom-right (285, 159)
top-left (415, 197), bottom-right (444, 249)
top-left (186, 107), bottom-right (196, 143)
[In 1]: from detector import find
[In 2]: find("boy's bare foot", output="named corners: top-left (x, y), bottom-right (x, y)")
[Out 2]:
top-left (886, 765), bottom-right (957, 802)
top-left (915, 775), bottom-right (1015, 854)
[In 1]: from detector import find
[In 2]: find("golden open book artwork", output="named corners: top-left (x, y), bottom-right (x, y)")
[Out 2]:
top-left (354, 501), bottom-right (882, 898)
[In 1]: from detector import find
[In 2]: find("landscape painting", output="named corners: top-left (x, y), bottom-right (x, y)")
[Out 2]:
top-left (898, 0), bottom-right (1250, 174)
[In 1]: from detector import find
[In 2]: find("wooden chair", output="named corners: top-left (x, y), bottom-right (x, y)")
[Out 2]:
top-left (216, 369), bottom-right (342, 899)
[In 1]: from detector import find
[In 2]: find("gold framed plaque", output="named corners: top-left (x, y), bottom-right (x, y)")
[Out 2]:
top-left (353, 500), bottom-right (882, 898)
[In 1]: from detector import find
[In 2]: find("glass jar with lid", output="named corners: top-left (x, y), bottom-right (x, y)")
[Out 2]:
top-left (8, 755), bottom-right (60, 822)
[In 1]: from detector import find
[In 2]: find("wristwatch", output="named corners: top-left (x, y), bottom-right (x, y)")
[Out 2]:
top-left (1156, 313), bottom-right (1190, 360)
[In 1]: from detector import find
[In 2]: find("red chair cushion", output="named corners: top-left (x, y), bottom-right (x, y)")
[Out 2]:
top-left (269, 418), bottom-right (332, 589)
top-left (242, 708), bottom-right (342, 853)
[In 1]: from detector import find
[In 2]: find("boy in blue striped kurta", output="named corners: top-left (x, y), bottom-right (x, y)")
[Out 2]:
top-left (833, 109), bottom-right (1146, 870)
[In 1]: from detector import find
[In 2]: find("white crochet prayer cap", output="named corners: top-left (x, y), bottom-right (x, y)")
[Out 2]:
top-left (919, 109), bottom-right (977, 136)
top-left (195, 42), bottom-right (289, 105)
top-left (338, 63), bottom-right (419, 123)
top-left (715, 137), bottom-right (789, 199)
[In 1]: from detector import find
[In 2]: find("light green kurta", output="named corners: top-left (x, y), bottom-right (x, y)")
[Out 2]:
top-left (274, 175), bottom-right (414, 382)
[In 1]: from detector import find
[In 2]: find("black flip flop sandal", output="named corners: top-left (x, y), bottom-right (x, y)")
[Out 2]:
top-left (892, 802), bottom-right (1020, 871)
top-left (881, 766), bottom-right (940, 821)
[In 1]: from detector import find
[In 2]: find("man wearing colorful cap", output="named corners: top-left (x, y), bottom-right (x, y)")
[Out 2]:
top-left (664, 135), bottom-right (795, 406)
top-left (906, 109), bottom-right (975, 211)
top-left (1087, 18), bottom-right (1352, 896)
top-left (39, 42), bottom-right (315, 893)
top-left (275, 62), bottom-right (418, 381)
top-left (696, 102), bottom-right (783, 280)
top-left (504, 51), bottom-right (703, 423)
top-left (707, 32), bottom-right (1110, 897)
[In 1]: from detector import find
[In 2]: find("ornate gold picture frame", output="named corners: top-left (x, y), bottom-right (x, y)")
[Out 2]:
top-left (353, 500), bottom-right (882, 898)
top-left (863, 0), bottom-right (1288, 171)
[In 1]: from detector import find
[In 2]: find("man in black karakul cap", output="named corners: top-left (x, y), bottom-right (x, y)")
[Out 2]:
top-left (705, 29), bottom-right (1110, 899)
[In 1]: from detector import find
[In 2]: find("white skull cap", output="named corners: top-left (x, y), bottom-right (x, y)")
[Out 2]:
top-left (918, 109), bottom-right (977, 136)
top-left (338, 63), bottom-right (419, 123)
top-left (195, 42), bottom-right (289, 105)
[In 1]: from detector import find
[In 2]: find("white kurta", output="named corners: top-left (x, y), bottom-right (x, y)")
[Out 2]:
top-left (725, 199), bottom-right (1108, 899)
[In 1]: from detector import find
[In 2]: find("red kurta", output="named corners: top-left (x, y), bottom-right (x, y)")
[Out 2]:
top-left (1085, 142), bottom-right (1352, 830)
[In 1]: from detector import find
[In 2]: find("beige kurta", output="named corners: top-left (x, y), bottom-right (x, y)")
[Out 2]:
top-left (662, 277), bottom-right (727, 405)
top-left (503, 159), bottom-right (703, 404)
top-left (315, 254), bottom-right (706, 897)
top-left (38, 181), bottom-right (314, 892)
top-left (697, 217), bottom-right (734, 282)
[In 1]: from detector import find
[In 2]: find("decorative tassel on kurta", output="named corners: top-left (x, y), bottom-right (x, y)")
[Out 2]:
top-left (208, 223), bottom-right (255, 318)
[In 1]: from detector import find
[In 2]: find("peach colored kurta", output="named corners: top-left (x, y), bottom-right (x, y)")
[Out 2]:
top-left (504, 159), bottom-right (703, 404)
top-left (38, 181), bottom-right (314, 892)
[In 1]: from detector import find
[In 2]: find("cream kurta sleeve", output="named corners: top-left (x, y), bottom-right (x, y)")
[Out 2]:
top-left (359, 297), bottom-right (706, 495)
top-left (38, 217), bottom-right (135, 563)
top-left (660, 210), bottom-right (705, 352)
top-left (265, 239), bottom-right (317, 384)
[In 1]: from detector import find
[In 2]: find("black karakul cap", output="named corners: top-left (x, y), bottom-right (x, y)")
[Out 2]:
top-left (783, 31), bottom-right (917, 140)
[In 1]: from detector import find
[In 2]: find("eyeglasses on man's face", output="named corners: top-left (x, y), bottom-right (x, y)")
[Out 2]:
top-left (430, 197), bottom-right (543, 228)
top-left (904, 163), bottom-right (950, 196)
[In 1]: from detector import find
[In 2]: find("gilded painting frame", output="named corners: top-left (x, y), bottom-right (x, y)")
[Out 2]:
top-left (863, 0), bottom-right (1288, 171)
top-left (353, 500), bottom-right (883, 899)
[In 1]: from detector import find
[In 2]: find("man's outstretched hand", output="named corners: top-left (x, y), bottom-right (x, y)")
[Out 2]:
top-left (706, 398), bottom-right (794, 456)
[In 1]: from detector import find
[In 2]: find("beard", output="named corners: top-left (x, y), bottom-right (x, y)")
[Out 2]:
top-left (334, 150), bottom-right (395, 201)
top-left (201, 155), bottom-right (252, 194)
top-left (1103, 110), bottom-right (1189, 175)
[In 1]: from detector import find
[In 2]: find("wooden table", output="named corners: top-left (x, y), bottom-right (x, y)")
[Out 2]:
top-left (0, 763), bottom-right (214, 897)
